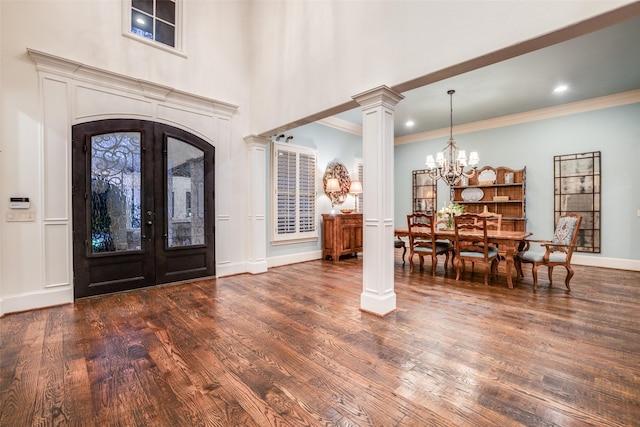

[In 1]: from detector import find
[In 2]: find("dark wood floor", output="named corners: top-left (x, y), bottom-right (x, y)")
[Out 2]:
top-left (2, 253), bottom-right (640, 426)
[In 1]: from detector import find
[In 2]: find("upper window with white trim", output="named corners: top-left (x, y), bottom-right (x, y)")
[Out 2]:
top-left (125, 0), bottom-right (183, 52)
top-left (272, 142), bottom-right (318, 244)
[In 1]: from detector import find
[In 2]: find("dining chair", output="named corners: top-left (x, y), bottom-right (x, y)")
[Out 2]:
top-left (515, 213), bottom-right (582, 291)
top-left (407, 213), bottom-right (453, 275)
top-left (453, 214), bottom-right (500, 286)
top-left (394, 238), bottom-right (407, 266)
top-left (474, 211), bottom-right (503, 261)
top-left (475, 211), bottom-right (502, 231)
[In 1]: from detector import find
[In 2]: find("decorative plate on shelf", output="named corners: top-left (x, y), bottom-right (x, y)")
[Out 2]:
top-left (478, 169), bottom-right (497, 184)
top-left (340, 209), bottom-right (354, 214)
top-left (461, 187), bottom-right (484, 202)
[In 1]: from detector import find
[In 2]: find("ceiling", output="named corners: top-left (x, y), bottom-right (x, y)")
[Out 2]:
top-left (332, 15), bottom-right (640, 138)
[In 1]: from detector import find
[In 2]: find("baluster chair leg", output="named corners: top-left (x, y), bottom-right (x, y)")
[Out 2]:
top-left (565, 266), bottom-right (574, 290)
top-left (532, 265), bottom-right (539, 290)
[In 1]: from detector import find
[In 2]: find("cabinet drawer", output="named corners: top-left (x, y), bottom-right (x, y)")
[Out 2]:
top-left (340, 217), bottom-right (362, 225)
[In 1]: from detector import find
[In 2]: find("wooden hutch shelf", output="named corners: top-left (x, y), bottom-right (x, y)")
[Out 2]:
top-left (453, 166), bottom-right (526, 231)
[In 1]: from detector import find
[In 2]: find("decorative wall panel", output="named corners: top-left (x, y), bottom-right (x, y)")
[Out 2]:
top-left (44, 223), bottom-right (70, 287)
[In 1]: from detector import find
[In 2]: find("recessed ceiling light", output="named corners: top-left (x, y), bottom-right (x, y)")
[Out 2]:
top-left (405, 120), bottom-right (414, 127)
top-left (553, 85), bottom-right (568, 93)
top-left (136, 17), bottom-right (146, 25)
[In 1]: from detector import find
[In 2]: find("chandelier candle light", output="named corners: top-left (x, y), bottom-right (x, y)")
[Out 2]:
top-left (425, 90), bottom-right (479, 200)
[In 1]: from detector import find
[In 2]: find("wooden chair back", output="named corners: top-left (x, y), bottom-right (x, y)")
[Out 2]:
top-left (453, 214), bottom-right (499, 285)
top-left (454, 214), bottom-right (490, 259)
top-left (548, 213), bottom-right (583, 261)
top-left (407, 213), bottom-right (436, 247)
top-left (407, 213), bottom-right (452, 275)
top-left (475, 212), bottom-right (502, 231)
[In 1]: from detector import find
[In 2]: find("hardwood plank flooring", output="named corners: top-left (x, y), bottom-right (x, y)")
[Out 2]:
top-left (1, 255), bottom-right (640, 426)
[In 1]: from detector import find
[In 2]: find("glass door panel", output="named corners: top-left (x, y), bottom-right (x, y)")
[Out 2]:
top-left (90, 132), bottom-right (142, 253)
top-left (166, 137), bottom-right (205, 248)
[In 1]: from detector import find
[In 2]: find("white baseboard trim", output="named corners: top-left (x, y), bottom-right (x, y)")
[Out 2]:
top-left (246, 260), bottom-right (268, 275)
top-left (0, 286), bottom-right (73, 316)
top-left (572, 255), bottom-right (640, 272)
top-left (216, 261), bottom-right (249, 278)
top-left (267, 250), bottom-right (323, 268)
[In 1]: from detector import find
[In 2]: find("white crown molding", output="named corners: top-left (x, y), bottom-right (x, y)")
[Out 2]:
top-left (27, 48), bottom-right (238, 116)
top-left (319, 90), bottom-right (640, 144)
top-left (317, 116), bottom-right (363, 136)
top-left (395, 89), bottom-right (640, 145)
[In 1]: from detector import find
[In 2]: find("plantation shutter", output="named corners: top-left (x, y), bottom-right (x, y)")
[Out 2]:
top-left (356, 160), bottom-right (364, 213)
top-left (273, 142), bottom-right (317, 243)
top-left (276, 149), bottom-right (296, 234)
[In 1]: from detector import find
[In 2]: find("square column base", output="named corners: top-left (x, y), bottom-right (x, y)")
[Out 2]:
top-left (247, 260), bottom-right (268, 274)
top-left (360, 291), bottom-right (396, 317)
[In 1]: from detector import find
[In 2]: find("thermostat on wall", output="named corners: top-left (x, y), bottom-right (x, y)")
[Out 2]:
top-left (9, 197), bottom-right (30, 209)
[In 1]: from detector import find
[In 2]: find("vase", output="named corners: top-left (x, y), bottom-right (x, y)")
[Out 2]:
top-left (446, 215), bottom-right (454, 229)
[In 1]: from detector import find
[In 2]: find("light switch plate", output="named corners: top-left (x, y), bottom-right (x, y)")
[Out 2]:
top-left (6, 210), bottom-right (35, 222)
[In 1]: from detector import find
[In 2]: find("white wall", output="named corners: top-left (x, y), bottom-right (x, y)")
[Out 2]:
top-left (0, 0), bottom-right (251, 315)
top-left (248, 1), bottom-right (635, 135)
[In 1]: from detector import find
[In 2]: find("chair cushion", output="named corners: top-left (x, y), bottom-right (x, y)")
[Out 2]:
top-left (414, 242), bottom-right (452, 254)
top-left (517, 251), bottom-right (567, 263)
top-left (436, 241), bottom-right (454, 250)
top-left (459, 247), bottom-right (499, 259)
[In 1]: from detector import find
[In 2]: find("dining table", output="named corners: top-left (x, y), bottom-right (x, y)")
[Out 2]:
top-left (394, 227), bottom-right (532, 289)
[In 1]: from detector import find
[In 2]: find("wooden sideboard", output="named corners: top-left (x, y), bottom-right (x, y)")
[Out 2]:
top-left (322, 213), bottom-right (363, 261)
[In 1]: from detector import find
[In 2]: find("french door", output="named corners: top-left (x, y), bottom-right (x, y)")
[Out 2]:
top-left (72, 119), bottom-right (215, 298)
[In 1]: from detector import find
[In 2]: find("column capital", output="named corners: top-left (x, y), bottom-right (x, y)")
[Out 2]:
top-left (352, 85), bottom-right (404, 110)
top-left (244, 134), bottom-right (271, 148)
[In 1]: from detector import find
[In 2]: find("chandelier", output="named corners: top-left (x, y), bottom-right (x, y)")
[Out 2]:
top-left (425, 90), bottom-right (479, 198)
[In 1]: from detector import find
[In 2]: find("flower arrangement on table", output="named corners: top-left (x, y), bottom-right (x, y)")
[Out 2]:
top-left (437, 203), bottom-right (465, 229)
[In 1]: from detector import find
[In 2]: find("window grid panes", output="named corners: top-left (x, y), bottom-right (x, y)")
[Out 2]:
top-left (131, 0), bottom-right (176, 48)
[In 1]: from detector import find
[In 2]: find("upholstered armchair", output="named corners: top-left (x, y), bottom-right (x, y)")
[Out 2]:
top-left (515, 213), bottom-right (582, 291)
top-left (407, 213), bottom-right (453, 275)
top-left (453, 214), bottom-right (500, 286)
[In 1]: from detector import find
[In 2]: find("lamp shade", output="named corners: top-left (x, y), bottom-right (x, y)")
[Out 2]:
top-left (349, 181), bottom-right (363, 194)
top-left (326, 178), bottom-right (340, 192)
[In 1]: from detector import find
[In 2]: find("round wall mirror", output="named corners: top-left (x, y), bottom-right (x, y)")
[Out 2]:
top-left (323, 161), bottom-right (351, 206)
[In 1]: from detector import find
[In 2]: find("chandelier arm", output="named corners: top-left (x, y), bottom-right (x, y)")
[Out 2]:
top-left (425, 89), bottom-right (479, 199)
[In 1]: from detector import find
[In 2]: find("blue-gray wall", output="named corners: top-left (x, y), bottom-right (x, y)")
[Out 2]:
top-left (266, 123), bottom-right (363, 259)
top-left (395, 103), bottom-right (640, 261)
top-left (267, 103), bottom-right (639, 263)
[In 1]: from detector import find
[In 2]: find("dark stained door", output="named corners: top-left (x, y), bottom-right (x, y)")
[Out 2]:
top-left (72, 119), bottom-right (215, 298)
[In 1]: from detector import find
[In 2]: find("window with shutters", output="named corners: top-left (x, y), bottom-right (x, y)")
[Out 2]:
top-left (272, 142), bottom-right (318, 243)
top-left (354, 158), bottom-right (363, 212)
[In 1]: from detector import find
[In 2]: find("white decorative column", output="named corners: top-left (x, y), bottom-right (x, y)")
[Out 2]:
top-left (244, 135), bottom-right (270, 274)
top-left (353, 86), bottom-right (404, 316)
